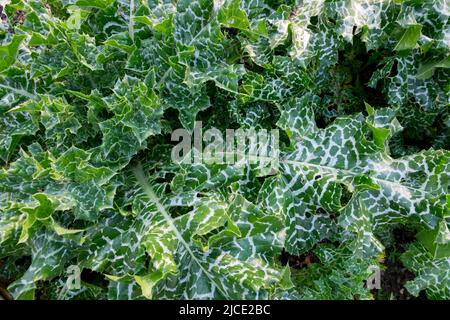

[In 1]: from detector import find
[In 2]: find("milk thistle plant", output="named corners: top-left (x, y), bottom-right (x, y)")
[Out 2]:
top-left (0, 0), bottom-right (449, 300)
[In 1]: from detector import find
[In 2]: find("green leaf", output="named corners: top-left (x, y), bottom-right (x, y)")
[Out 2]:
top-left (394, 24), bottom-right (422, 51)
top-left (401, 243), bottom-right (450, 300)
top-left (416, 56), bottom-right (450, 80)
top-left (133, 166), bottom-right (287, 299)
top-left (0, 35), bottom-right (26, 72)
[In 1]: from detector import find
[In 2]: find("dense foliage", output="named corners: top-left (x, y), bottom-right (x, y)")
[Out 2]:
top-left (0, 0), bottom-right (449, 300)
